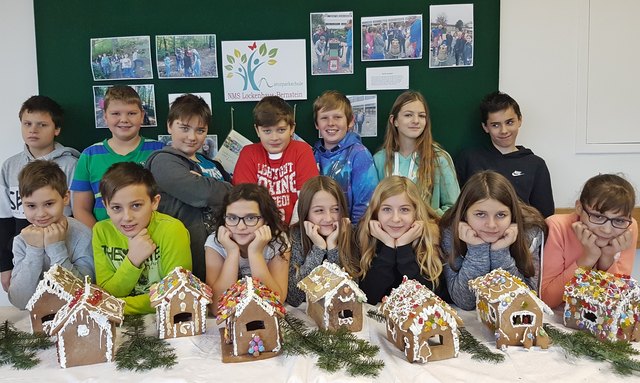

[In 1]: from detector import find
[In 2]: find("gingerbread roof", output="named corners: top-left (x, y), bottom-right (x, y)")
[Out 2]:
top-left (297, 261), bottom-right (367, 303)
top-left (564, 268), bottom-right (640, 312)
top-left (25, 264), bottom-right (85, 311)
top-left (380, 276), bottom-right (463, 333)
top-left (45, 277), bottom-right (125, 335)
top-left (216, 276), bottom-right (286, 324)
top-left (468, 268), bottom-right (553, 315)
top-left (149, 266), bottom-right (213, 306)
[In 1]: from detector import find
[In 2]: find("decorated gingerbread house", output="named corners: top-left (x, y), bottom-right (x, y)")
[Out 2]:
top-left (297, 261), bottom-right (367, 332)
top-left (379, 276), bottom-right (463, 363)
top-left (25, 264), bottom-right (85, 334)
top-left (563, 268), bottom-right (640, 342)
top-left (44, 277), bottom-right (125, 368)
top-left (469, 268), bottom-right (552, 350)
top-left (149, 266), bottom-right (213, 339)
top-left (216, 276), bottom-right (286, 362)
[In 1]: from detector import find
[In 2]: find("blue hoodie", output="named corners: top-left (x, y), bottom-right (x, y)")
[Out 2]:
top-left (313, 131), bottom-right (378, 224)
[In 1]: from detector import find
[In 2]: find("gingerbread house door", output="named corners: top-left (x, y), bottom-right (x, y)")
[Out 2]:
top-left (328, 291), bottom-right (362, 331)
top-left (418, 330), bottom-right (454, 361)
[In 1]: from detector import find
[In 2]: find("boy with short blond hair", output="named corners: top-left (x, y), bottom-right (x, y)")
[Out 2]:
top-left (93, 162), bottom-right (192, 315)
top-left (8, 160), bottom-right (93, 309)
top-left (0, 95), bottom-right (80, 292)
top-left (146, 94), bottom-right (231, 282)
top-left (233, 96), bottom-right (318, 224)
top-left (71, 85), bottom-right (163, 229)
top-left (313, 90), bottom-right (378, 224)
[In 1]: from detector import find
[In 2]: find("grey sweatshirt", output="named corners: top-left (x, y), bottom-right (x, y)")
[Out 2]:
top-left (441, 226), bottom-right (542, 310)
top-left (8, 217), bottom-right (94, 310)
top-left (286, 225), bottom-right (340, 307)
top-left (0, 142), bottom-right (80, 272)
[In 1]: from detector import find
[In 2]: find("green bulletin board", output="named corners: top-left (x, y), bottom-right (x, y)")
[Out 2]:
top-left (33, 0), bottom-right (499, 158)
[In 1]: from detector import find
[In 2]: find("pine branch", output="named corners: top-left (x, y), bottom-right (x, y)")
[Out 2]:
top-left (115, 315), bottom-right (177, 371)
top-left (0, 320), bottom-right (53, 369)
top-left (458, 327), bottom-right (505, 363)
top-left (544, 324), bottom-right (640, 376)
top-left (280, 314), bottom-right (384, 377)
top-left (366, 309), bottom-right (386, 323)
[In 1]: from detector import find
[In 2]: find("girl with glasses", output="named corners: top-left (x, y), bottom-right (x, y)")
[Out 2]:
top-left (542, 174), bottom-right (637, 308)
top-left (204, 183), bottom-right (290, 309)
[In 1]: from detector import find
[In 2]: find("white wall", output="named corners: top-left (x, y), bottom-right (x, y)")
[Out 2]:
top-left (500, 0), bottom-right (640, 207)
top-left (0, 1), bottom-right (38, 306)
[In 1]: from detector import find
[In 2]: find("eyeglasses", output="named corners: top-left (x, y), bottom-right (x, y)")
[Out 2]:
top-left (224, 215), bottom-right (262, 227)
top-left (582, 207), bottom-right (632, 229)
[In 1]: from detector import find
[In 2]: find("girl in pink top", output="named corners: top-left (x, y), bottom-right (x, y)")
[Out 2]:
top-left (542, 174), bottom-right (637, 308)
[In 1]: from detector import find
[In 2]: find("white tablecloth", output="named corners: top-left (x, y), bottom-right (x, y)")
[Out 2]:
top-left (0, 304), bottom-right (637, 383)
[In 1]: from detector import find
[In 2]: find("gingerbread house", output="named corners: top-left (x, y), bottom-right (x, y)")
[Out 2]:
top-left (379, 276), bottom-right (463, 363)
top-left (216, 276), bottom-right (286, 362)
top-left (297, 261), bottom-right (367, 332)
top-left (44, 277), bottom-right (125, 368)
top-left (149, 266), bottom-right (213, 339)
top-left (468, 268), bottom-right (552, 350)
top-left (25, 264), bottom-right (85, 334)
top-left (563, 268), bottom-right (640, 342)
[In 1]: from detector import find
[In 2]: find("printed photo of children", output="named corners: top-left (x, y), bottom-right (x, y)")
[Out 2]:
top-left (90, 36), bottom-right (153, 81)
top-left (429, 4), bottom-right (474, 68)
top-left (310, 11), bottom-right (354, 75)
top-left (346, 94), bottom-right (378, 137)
top-left (360, 15), bottom-right (423, 62)
top-left (156, 34), bottom-right (218, 79)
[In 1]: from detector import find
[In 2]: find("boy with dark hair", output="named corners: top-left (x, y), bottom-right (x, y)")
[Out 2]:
top-left (0, 95), bottom-right (80, 292)
top-left (8, 160), bottom-right (93, 309)
top-left (93, 162), bottom-right (192, 315)
top-left (71, 85), bottom-right (163, 229)
top-left (233, 96), bottom-right (318, 224)
top-left (313, 90), bottom-right (378, 224)
top-left (456, 91), bottom-right (555, 217)
top-left (146, 94), bottom-right (231, 281)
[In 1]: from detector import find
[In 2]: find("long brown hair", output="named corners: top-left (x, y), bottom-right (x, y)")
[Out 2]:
top-left (440, 171), bottom-right (535, 277)
top-left (357, 176), bottom-right (442, 284)
top-left (380, 90), bottom-right (453, 201)
top-left (294, 176), bottom-right (359, 277)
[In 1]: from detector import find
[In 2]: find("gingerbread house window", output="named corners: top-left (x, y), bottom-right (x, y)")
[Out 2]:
top-left (41, 313), bottom-right (56, 324)
top-left (428, 334), bottom-right (444, 346)
top-left (582, 310), bottom-right (597, 323)
top-left (173, 312), bottom-right (192, 323)
top-left (339, 309), bottom-right (353, 319)
top-left (488, 305), bottom-right (497, 321)
top-left (246, 320), bottom-right (265, 331)
top-left (510, 311), bottom-right (535, 327)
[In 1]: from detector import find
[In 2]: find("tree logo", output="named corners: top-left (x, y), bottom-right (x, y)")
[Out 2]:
top-left (224, 42), bottom-right (278, 91)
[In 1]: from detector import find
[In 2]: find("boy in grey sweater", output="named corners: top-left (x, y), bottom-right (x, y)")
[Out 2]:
top-left (8, 160), bottom-right (93, 310)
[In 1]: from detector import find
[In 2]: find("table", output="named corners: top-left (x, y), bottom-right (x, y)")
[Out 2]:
top-left (0, 304), bottom-right (637, 383)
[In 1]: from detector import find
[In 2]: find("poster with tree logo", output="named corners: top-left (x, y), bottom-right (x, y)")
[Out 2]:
top-left (221, 39), bottom-right (307, 102)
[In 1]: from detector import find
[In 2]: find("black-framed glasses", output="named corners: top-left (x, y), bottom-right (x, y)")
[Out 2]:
top-left (224, 215), bottom-right (262, 227)
top-left (582, 207), bottom-right (632, 229)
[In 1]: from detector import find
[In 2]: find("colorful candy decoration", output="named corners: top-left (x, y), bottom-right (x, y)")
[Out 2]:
top-left (248, 335), bottom-right (265, 356)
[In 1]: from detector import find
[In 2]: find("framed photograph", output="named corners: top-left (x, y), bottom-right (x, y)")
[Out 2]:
top-left (310, 11), bottom-right (354, 75)
top-left (92, 84), bottom-right (157, 129)
top-left (347, 94), bottom-right (378, 137)
top-left (156, 34), bottom-right (218, 79)
top-left (156, 134), bottom-right (218, 158)
top-left (361, 15), bottom-right (423, 62)
top-left (90, 36), bottom-right (153, 81)
top-left (429, 4), bottom-right (474, 68)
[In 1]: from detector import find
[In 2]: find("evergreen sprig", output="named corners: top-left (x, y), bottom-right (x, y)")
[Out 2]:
top-left (366, 309), bottom-right (386, 323)
top-left (458, 327), bottom-right (505, 363)
top-left (543, 324), bottom-right (640, 376)
top-left (0, 320), bottom-right (53, 369)
top-left (115, 315), bottom-right (177, 371)
top-left (280, 314), bottom-right (384, 377)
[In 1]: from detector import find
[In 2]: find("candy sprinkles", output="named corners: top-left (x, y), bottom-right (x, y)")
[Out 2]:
top-left (563, 268), bottom-right (640, 342)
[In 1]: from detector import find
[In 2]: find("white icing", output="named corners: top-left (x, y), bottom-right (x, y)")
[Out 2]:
top-left (338, 317), bottom-right (354, 326)
top-left (77, 324), bottom-right (89, 337)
